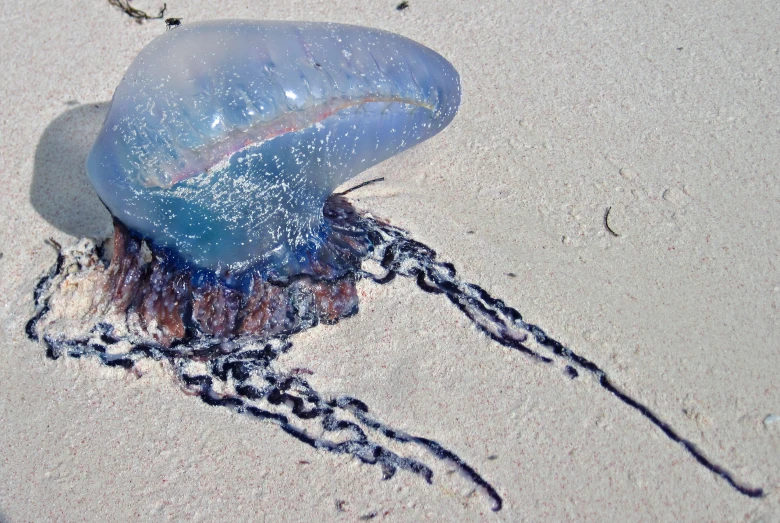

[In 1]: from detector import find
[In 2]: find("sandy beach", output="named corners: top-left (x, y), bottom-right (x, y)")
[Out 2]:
top-left (1, 1), bottom-right (777, 520)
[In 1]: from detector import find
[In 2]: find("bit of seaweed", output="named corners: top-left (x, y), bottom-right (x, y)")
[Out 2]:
top-left (26, 203), bottom-right (764, 512)
top-left (604, 206), bottom-right (620, 237)
top-left (108, 0), bottom-right (167, 23)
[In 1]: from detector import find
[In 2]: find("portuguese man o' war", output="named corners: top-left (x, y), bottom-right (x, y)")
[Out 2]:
top-left (28, 20), bottom-right (763, 513)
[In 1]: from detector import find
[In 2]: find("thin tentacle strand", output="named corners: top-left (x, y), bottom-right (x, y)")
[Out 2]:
top-left (358, 211), bottom-right (765, 499)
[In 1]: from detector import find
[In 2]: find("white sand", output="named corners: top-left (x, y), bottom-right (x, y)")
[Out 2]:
top-left (1, 1), bottom-right (777, 520)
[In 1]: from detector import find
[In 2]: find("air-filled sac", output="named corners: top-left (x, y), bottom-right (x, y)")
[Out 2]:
top-left (87, 20), bottom-right (460, 278)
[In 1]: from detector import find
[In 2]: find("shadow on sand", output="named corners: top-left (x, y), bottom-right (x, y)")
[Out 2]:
top-left (31, 102), bottom-right (112, 239)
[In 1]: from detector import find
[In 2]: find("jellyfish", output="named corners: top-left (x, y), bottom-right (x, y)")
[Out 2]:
top-left (27, 20), bottom-right (762, 512)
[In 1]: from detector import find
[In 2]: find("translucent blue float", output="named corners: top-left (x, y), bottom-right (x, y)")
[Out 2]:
top-left (87, 20), bottom-right (460, 279)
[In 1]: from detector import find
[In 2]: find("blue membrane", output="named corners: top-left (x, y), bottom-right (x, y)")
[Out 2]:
top-left (87, 20), bottom-right (460, 277)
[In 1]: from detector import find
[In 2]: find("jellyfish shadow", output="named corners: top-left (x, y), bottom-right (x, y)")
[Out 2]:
top-left (31, 103), bottom-right (112, 238)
